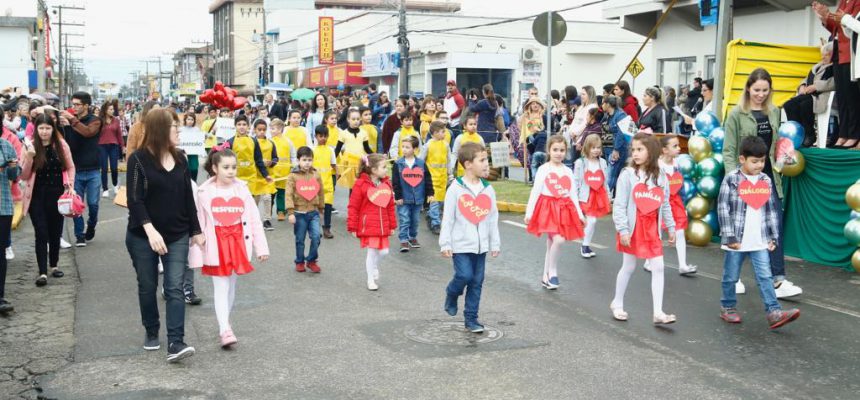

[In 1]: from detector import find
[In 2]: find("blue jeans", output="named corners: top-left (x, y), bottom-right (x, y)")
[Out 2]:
top-left (530, 152), bottom-right (547, 181)
top-left (447, 253), bottom-right (487, 323)
top-left (323, 204), bottom-right (333, 229)
top-left (397, 203), bottom-right (422, 242)
top-left (126, 231), bottom-right (189, 343)
top-left (73, 169), bottom-right (101, 239)
top-left (294, 211), bottom-right (321, 263)
top-left (770, 187), bottom-right (786, 281)
top-left (721, 250), bottom-right (781, 313)
top-left (607, 149), bottom-right (627, 195)
top-left (427, 201), bottom-right (442, 228)
top-left (98, 144), bottom-right (120, 190)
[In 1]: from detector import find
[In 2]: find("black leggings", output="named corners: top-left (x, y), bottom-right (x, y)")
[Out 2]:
top-left (0, 215), bottom-right (11, 299)
top-left (782, 94), bottom-right (815, 143)
top-left (30, 185), bottom-right (64, 275)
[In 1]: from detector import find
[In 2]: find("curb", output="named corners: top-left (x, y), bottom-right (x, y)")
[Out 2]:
top-left (497, 201), bottom-right (526, 213)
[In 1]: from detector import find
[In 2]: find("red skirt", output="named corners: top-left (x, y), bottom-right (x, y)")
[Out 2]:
top-left (202, 224), bottom-right (255, 276)
top-left (663, 193), bottom-right (688, 231)
top-left (527, 195), bottom-right (584, 241)
top-left (580, 186), bottom-right (611, 217)
top-left (360, 236), bottom-right (390, 250)
top-left (616, 209), bottom-right (663, 259)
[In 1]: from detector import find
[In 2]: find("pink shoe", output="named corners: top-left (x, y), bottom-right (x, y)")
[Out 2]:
top-left (220, 330), bottom-right (237, 348)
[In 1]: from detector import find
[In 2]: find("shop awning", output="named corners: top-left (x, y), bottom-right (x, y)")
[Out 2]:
top-left (302, 62), bottom-right (369, 88)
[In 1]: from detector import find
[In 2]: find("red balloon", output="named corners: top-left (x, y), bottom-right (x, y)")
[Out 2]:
top-left (232, 96), bottom-right (248, 110)
top-left (227, 87), bottom-right (238, 97)
top-left (214, 81), bottom-right (224, 92)
top-left (199, 89), bottom-right (215, 104)
top-left (225, 92), bottom-right (234, 104)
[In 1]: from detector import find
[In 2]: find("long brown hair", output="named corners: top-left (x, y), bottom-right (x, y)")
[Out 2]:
top-left (482, 84), bottom-right (498, 108)
top-left (359, 154), bottom-right (386, 176)
top-left (740, 67), bottom-right (773, 113)
top-left (32, 114), bottom-right (68, 172)
top-left (141, 109), bottom-right (183, 169)
top-left (629, 133), bottom-right (661, 185)
top-left (99, 102), bottom-right (115, 124)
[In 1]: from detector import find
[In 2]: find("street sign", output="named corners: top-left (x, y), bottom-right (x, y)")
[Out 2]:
top-left (532, 12), bottom-right (567, 47)
top-left (627, 58), bottom-right (645, 79)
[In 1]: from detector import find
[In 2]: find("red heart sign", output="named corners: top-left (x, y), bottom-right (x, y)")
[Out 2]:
top-left (583, 170), bottom-right (604, 191)
top-left (296, 178), bottom-right (320, 201)
top-left (667, 171), bottom-right (684, 196)
top-left (738, 179), bottom-right (771, 210)
top-left (545, 173), bottom-right (572, 197)
top-left (211, 197), bottom-right (244, 226)
top-left (402, 166), bottom-right (424, 187)
top-left (458, 194), bottom-right (492, 225)
top-left (368, 184), bottom-right (393, 207)
top-left (632, 183), bottom-right (663, 214)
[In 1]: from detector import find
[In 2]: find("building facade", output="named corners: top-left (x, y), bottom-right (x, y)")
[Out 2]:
top-left (0, 16), bottom-right (37, 90)
top-left (210, 0), bottom-right (264, 92)
top-left (173, 45), bottom-right (214, 93)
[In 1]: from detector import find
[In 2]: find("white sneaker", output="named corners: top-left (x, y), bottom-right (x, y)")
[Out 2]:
top-left (736, 280), bottom-right (746, 294)
top-left (102, 190), bottom-right (110, 198)
top-left (60, 238), bottom-right (72, 249)
top-left (5, 247), bottom-right (13, 260)
top-left (643, 260), bottom-right (652, 272)
top-left (367, 279), bottom-right (378, 291)
top-left (112, 186), bottom-right (120, 196)
top-left (774, 280), bottom-right (803, 298)
top-left (678, 264), bottom-right (698, 275)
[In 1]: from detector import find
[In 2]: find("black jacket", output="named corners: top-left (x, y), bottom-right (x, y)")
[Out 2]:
top-left (638, 104), bottom-right (669, 133)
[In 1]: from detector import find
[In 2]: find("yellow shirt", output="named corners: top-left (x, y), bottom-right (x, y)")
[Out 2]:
top-left (249, 137), bottom-right (276, 195)
top-left (394, 126), bottom-right (420, 158)
top-left (271, 135), bottom-right (294, 189)
top-left (337, 128), bottom-right (369, 189)
top-left (455, 131), bottom-right (484, 177)
top-left (233, 135), bottom-right (257, 184)
top-left (425, 138), bottom-right (450, 202)
top-left (313, 145), bottom-right (335, 204)
top-left (326, 124), bottom-right (340, 148)
top-left (285, 126), bottom-right (309, 149)
top-left (362, 123), bottom-right (379, 153)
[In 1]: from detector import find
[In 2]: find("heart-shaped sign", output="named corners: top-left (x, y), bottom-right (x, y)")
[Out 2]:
top-left (402, 166), bottom-right (424, 187)
top-left (667, 171), bottom-right (684, 196)
top-left (296, 178), bottom-right (321, 201)
top-left (458, 194), bottom-right (492, 225)
top-left (546, 173), bottom-right (572, 197)
top-left (368, 184), bottom-right (393, 207)
top-left (583, 170), bottom-right (604, 191)
top-left (738, 179), bottom-right (771, 210)
top-left (632, 183), bottom-right (663, 214)
top-left (211, 197), bottom-right (245, 226)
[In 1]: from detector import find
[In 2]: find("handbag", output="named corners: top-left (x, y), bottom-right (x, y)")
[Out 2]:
top-left (57, 170), bottom-right (85, 218)
top-left (114, 185), bottom-right (128, 208)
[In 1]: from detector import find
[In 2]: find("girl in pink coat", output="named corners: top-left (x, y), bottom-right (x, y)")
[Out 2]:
top-left (189, 147), bottom-right (269, 348)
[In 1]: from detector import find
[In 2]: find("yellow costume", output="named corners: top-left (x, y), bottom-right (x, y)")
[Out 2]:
top-left (362, 123), bottom-right (379, 153)
top-left (285, 126), bottom-right (309, 149)
top-left (313, 145), bottom-right (335, 204)
top-left (419, 112), bottom-right (436, 139)
top-left (454, 131), bottom-right (483, 177)
top-left (271, 135), bottom-right (294, 189)
top-left (425, 138), bottom-right (450, 202)
top-left (336, 128), bottom-right (368, 189)
top-left (249, 138), bottom-right (276, 196)
top-left (233, 135), bottom-right (257, 184)
top-left (394, 126), bottom-right (420, 158)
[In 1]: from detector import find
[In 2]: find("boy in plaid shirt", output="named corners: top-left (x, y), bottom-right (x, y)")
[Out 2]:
top-left (717, 136), bottom-right (800, 330)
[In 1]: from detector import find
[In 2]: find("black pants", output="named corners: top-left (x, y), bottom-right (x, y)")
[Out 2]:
top-left (30, 185), bottom-right (65, 275)
top-left (783, 94), bottom-right (816, 143)
top-left (0, 215), bottom-right (11, 299)
top-left (835, 62), bottom-right (860, 140)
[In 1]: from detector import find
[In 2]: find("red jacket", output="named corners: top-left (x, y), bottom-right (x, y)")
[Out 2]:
top-left (347, 173), bottom-right (397, 237)
top-left (823, 0), bottom-right (860, 65)
top-left (622, 95), bottom-right (640, 124)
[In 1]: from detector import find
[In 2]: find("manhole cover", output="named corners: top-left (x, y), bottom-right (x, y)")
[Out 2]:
top-left (404, 320), bottom-right (504, 346)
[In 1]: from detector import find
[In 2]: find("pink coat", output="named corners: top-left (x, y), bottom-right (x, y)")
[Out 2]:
top-left (188, 177), bottom-right (269, 269)
top-left (19, 139), bottom-right (75, 215)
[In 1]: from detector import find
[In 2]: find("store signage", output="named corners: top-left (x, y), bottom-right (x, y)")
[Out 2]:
top-left (362, 52), bottom-right (400, 77)
top-left (319, 17), bottom-right (334, 65)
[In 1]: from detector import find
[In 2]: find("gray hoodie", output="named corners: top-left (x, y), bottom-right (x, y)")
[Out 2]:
top-left (573, 157), bottom-right (609, 203)
top-left (612, 167), bottom-right (675, 239)
top-left (439, 177), bottom-right (501, 254)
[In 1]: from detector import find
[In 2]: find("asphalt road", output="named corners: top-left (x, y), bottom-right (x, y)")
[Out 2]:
top-left (40, 178), bottom-right (860, 400)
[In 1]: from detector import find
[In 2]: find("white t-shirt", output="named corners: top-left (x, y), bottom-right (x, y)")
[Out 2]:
top-left (586, 159), bottom-right (601, 172)
top-left (722, 173), bottom-right (767, 252)
top-left (463, 178), bottom-right (484, 195)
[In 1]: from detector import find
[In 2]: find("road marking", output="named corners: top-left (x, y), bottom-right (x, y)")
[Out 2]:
top-left (502, 220), bottom-right (607, 249)
top-left (98, 216), bottom-right (126, 225)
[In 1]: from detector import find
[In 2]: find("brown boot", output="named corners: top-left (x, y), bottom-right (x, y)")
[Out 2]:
top-left (323, 228), bottom-right (334, 239)
top-left (277, 212), bottom-right (286, 221)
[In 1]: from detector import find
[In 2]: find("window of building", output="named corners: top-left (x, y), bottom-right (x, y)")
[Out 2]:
top-left (455, 68), bottom-right (512, 103)
top-left (705, 55), bottom-right (716, 80)
top-left (430, 69), bottom-right (447, 98)
top-left (303, 57), bottom-right (314, 69)
top-left (658, 57), bottom-right (697, 90)
top-left (335, 49), bottom-right (349, 62)
top-left (350, 46), bottom-right (365, 61)
top-left (407, 55), bottom-right (425, 96)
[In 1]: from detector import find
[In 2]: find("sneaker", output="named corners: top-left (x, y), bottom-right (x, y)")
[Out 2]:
top-left (720, 307), bottom-right (742, 323)
top-left (399, 242), bottom-right (410, 253)
top-left (306, 261), bottom-right (321, 273)
top-left (277, 212), bottom-right (286, 221)
top-left (60, 238), bottom-right (72, 249)
top-left (220, 330), bottom-right (238, 348)
top-left (766, 308), bottom-right (800, 330)
top-left (332, 208), bottom-right (339, 215)
top-left (431, 226), bottom-right (441, 235)
top-left (643, 261), bottom-right (652, 272)
top-left (367, 279), bottom-right (378, 291)
top-left (102, 190), bottom-right (110, 198)
top-left (143, 333), bottom-right (160, 351)
top-left (166, 342), bottom-right (195, 363)
top-left (580, 246), bottom-right (594, 259)
top-left (51, 268), bottom-right (64, 278)
top-left (4, 247), bottom-right (12, 260)
top-left (774, 280), bottom-right (803, 299)
top-left (263, 220), bottom-right (274, 231)
top-left (75, 237), bottom-right (86, 247)
top-left (0, 299), bottom-right (14, 314)
top-left (85, 225), bottom-right (96, 241)
top-left (678, 264), bottom-right (698, 276)
top-left (184, 291), bottom-right (202, 305)
top-left (444, 294), bottom-right (458, 316)
top-left (112, 186), bottom-right (120, 196)
top-left (323, 228), bottom-right (334, 239)
top-left (35, 275), bottom-right (48, 287)
top-left (735, 280), bottom-right (746, 294)
top-left (541, 277), bottom-right (558, 290)
top-left (548, 276), bottom-right (560, 288)
top-left (409, 239), bottom-right (421, 249)
top-left (465, 321), bottom-right (485, 333)
top-left (295, 262), bottom-right (306, 273)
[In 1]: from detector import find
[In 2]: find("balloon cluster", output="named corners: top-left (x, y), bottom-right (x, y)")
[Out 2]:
top-left (199, 81), bottom-right (248, 110)
top-left (773, 121), bottom-right (806, 177)
top-left (681, 112), bottom-right (725, 247)
top-left (844, 181), bottom-right (860, 271)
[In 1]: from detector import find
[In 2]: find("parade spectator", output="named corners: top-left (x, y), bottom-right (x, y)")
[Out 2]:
top-left (685, 77), bottom-right (703, 113)
top-left (601, 95), bottom-right (629, 195)
top-left (444, 80), bottom-right (466, 137)
top-left (264, 93), bottom-right (285, 121)
top-left (0, 135), bottom-right (20, 314)
top-left (305, 93), bottom-right (328, 142)
top-left (783, 41), bottom-right (835, 147)
top-left (570, 86), bottom-right (598, 150)
top-left (613, 80), bottom-right (640, 124)
top-left (366, 83), bottom-right (380, 112)
top-left (381, 97), bottom-right (406, 154)
top-left (98, 102), bottom-right (124, 198)
top-left (638, 86), bottom-right (669, 134)
top-left (469, 84), bottom-right (501, 143)
top-left (372, 91), bottom-right (391, 128)
top-left (61, 91), bottom-right (102, 247)
top-left (126, 108), bottom-right (203, 363)
top-left (682, 79), bottom-right (715, 135)
top-left (126, 101), bottom-right (159, 156)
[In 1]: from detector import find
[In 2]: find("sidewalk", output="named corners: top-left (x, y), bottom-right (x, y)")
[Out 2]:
top-left (0, 222), bottom-right (78, 399)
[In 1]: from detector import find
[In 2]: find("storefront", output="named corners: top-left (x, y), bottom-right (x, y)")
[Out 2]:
top-left (424, 52), bottom-right (518, 104)
top-left (361, 52), bottom-right (400, 97)
top-left (300, 62), bottom-right (369, 91)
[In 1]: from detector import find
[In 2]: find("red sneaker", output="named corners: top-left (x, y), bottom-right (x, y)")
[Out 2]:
top-left (720, 307), bottom-right (742, 324)
top-left (307, 261), bottom-right (321, 273)
top-left (295, 262), bottom-right (306, 273)
top-left (767, 308), bottom-right (800, 330)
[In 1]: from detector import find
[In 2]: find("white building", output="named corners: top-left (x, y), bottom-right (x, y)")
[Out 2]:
top-left (274, 10), bottom-right (653, 109)
top-left (0, 16), bottom-right (37, 90)
top-left (210, 0), bottom-right (265, 92)
top-left (602, 0), bottom-right (834, 91)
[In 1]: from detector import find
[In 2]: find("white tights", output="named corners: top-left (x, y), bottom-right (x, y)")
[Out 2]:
top-left (583, 217), bottom-right (597, 246)
top-left (212, 274), bottom-right (238, 335)
top-left (673, 230), bottom-right (688, 268)
top-left (611, 253), bottom-right (666, 317)
top-left (543, 235), bottom-right (565, 280)
top-left (365, 248), bottom-right (389, 280)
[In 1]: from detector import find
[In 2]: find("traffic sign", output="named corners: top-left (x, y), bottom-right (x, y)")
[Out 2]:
top-left (532, 12), bottom-right (567, 47)
top-left (627, 58), bottom-right (645, 79)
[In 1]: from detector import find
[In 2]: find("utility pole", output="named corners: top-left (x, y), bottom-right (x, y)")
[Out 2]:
top-left (51, 4), bottom-right (85, 105)
top-left (262, 9), bottom-right (269, 91)
top-left (712, 0), bottom-right (733, 122)
top-left (397, 0), bottom-right (409, 95)
top-left (36, 1), bottom-right (47, 92)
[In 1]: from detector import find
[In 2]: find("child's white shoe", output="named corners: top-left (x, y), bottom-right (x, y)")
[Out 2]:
top-left (367, 279), bottom-right (378, 291)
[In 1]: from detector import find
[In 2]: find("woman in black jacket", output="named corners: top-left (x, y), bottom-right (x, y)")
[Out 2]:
top-left (638, 86), bottom-right (669, 134)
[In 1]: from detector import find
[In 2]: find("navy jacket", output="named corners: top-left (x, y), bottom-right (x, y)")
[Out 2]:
top-left (392, 157), bottom-right (434, 205)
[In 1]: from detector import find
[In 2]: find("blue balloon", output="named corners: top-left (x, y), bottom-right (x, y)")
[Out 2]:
top-left (702, 209), bottom-right (720, 234)
top-left (682, 179), bottom-right (698, 202)
top-left (695, 112), bottom-right (720, 136)
top-left (708, 127), bottom-right (725, 152)
top-left (677, 154), bottom-right (696, 179)
top-left (778, 121), bottom-right (805, 149)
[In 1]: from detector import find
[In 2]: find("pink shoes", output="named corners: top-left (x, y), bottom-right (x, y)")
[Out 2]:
top-left (220, 329), bottom-right (238, 348)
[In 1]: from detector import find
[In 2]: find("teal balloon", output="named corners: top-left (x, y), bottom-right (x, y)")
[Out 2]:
top-left (708, 127), bottom-right (725, 152)
top-left (844, 218), bottom-right (860, 246)
top-left (702, 209), bottom-right (720, 234)
top-left (852, 210), bottom-right (860, 220)
top-left (712, 153), bottom-right (724, 168)
top-left (778, 121), bottom-right (805, 149)
top-left (697, 157), bottom-right (722, 178)
top-left (682, 179), bottom-right (697, 202)
top-left (677, 154), bottom-right (696, 179)
top-left (695, 112), bottom-right (720, 136)
top-left (696, 176), bottom-right (720, 199)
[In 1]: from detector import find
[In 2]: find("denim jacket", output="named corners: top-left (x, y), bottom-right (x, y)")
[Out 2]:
top-left (392, 157), bottom-right (434, 205)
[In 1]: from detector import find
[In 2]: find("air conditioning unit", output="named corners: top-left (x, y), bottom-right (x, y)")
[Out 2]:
top-left (521, 47), bottom-right (540, 63)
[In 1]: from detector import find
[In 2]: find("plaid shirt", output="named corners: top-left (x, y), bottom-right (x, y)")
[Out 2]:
top-left (0, 138), bottom-right (21, 216)
top-left (717, 169), bottom-right (779, 246)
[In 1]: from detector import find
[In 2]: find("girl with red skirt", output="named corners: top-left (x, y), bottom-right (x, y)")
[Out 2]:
top-left (574, 134), bottom-right (611, 259)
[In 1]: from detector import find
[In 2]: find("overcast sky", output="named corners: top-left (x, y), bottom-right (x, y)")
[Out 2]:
top-left (4, 0), bottom-right (603, 88)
